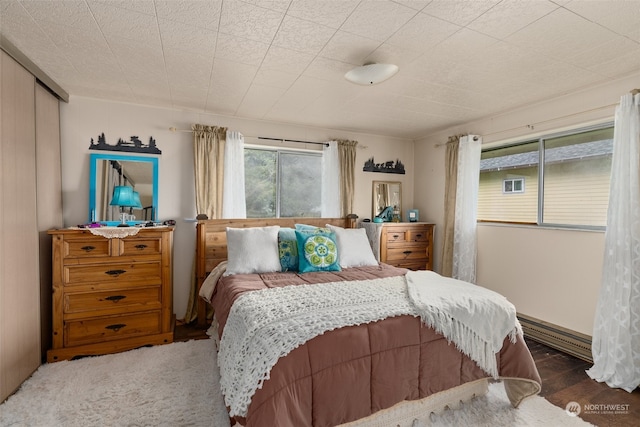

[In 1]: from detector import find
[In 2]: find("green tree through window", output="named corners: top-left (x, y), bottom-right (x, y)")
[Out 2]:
top-left (244, 149), bottom-right (276, 217)
top-left (244, 148), bottom-right (322, 218)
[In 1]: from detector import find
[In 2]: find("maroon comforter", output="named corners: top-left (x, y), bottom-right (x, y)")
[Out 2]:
top-left (210, 264), bottom-right (541, 427)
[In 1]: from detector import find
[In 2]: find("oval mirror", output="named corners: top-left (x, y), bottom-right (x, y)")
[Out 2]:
top-left (89, 153), bottom-right (158, 224)
top-left (372, 181), bottom-right (401, 220)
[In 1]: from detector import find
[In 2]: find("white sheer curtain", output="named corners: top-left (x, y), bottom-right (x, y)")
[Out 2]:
top-left (587, 93), bottom-right (640, 392)
top-left (452, 135), bottom-right (482, 283)
top-left (321, 140), bottom-right (340, 217)
top-left (222, 130), bottom-right (246, 219)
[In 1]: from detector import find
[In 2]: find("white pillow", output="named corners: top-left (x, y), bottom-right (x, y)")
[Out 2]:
top-left (224, 226), bottom-right (281, 276)
top-left (326, 224), bottom-right (378, 268)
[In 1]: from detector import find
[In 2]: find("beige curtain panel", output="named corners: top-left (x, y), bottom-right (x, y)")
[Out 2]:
top-left (441, 134), bottom-right (462, 278)
top-left (337, 139), bottom-right (358, 216)
top-left (192, 124), bottom-right (227, 219)
top-left (185, 124), bottom-right (227, 324)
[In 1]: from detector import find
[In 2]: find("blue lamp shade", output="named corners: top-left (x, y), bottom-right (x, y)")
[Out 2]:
top-left (110, 186), bottom-right (139, 208)
top-left (132, 191), bottom-right (142, 209)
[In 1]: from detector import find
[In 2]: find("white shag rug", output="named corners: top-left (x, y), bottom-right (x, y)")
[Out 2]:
top-left (0, 338), bottom-right (593, 427)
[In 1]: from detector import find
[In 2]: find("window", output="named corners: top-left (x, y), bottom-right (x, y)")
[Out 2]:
top-left (479, 140), bottom-right (539, 223)
top-left (478, 124), bottom-right (614, 228)
top-left (244, 148), bottom-right (322, 218)
top-left (503, 178), bottom-right (524, 193)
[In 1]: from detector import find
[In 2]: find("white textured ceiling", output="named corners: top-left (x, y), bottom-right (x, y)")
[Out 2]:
top-left (1, 0), bottom-right (639, 139)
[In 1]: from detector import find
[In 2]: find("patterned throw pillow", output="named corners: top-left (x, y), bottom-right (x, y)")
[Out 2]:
top-left (278, 228), bottom-right (299, 272)
top-left (295, 228), bottom-right (341, 273)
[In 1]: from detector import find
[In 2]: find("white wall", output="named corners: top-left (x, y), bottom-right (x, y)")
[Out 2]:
top-left (413, 71), bottom-right (640, 336)
top-left (60, 96), bottom-right (413, 319)
top-left (477, 225), bottom-right (604, 335)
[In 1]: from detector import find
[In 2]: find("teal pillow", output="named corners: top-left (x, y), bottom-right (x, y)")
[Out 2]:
top-left (295, 229), bottom-right (341, 273)
top-left (278, 228), bottom-right (299, 272)
top-left (294, 223), bottom-right (320, 231)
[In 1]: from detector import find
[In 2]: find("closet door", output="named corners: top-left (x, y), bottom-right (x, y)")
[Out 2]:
top-left (35, 83), bottom-right (63, 361)
top-left (0, 50), bottom-right (41, 401)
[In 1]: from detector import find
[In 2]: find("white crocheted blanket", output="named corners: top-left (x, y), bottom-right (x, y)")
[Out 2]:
top-left (218, 276), bottom-right (412, 417)
top-left (218, 272), bottom-right (521, 418)
top-left (405, 271), bottom-right (522, 378)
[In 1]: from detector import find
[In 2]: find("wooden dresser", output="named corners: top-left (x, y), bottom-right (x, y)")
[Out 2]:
top-left (379, 222), bottom-right (434, 270)
top-left (47, 227), bottom-right (174, 362)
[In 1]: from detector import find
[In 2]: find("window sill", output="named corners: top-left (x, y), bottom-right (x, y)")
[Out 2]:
top-left (477, 221), bottom-right (605, 233)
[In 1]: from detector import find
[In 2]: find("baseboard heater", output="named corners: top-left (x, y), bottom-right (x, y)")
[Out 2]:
top-left (517, 313), bottom-right (593, 363)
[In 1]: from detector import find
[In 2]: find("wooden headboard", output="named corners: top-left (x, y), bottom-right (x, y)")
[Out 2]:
top-left (195, 217), bottom-right (354, 326)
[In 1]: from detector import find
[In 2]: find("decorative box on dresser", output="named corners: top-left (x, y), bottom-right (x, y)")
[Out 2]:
top-left (361, 222), bottom-right (434, 270)
top-left (47, 227), bottom-right (174, 362)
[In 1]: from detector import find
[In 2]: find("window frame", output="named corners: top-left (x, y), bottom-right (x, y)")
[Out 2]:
top-left (244, 145), bottom-right (323, 218)
top-left (479, 122), bottom-right (614, 230)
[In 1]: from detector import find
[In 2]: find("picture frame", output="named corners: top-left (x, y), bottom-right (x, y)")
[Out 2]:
top-left (406, 209), bottom-right (419, 222)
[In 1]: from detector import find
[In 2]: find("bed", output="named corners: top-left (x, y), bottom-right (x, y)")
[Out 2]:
top-left (196, 218), bottom-right (541, 427)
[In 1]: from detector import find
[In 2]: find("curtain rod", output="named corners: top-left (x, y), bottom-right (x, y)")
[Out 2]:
top-left (168, 127), bottom-right (325, 145)
top-left (433, 103), bottom-right (614, 147)
top-left (168, 128), bottom-right (368, 148)
top-left (433, 94), bottom-right (634, 148)
top-left (256, 136), bottom-right (329, 147)
top-left (168, 128), bottom-right (329, 147)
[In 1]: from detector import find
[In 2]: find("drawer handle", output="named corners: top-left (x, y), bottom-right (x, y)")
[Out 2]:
top-left (105, 269), bottom-right (126, 277)
top-left (392, 234), bottom-right (400, 239)
top-left (415, 234), bottom-right (423, 238)
top-left (105, 323), bottom-right (127, 332)
top-left (403, 250), bottom-right (412, 256)
top-left (105, 295), bottom-right (127, 303)
top-left (134, 244), bottom-right (148, 250)
top-left (81, 245), bottom-right (96, 252)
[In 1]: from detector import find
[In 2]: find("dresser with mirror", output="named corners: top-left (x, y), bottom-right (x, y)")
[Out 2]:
top-left (47, 152), bottom-right (172, 361)
top-left (364, 181), bottom-right (434, 270)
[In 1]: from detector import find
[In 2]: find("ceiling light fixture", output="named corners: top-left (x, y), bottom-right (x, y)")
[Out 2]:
top-left (345, 63), bottom-right (399, 85)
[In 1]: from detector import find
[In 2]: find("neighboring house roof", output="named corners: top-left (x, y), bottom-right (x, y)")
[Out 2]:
top-left (480, 139), bottom-right (613, 172)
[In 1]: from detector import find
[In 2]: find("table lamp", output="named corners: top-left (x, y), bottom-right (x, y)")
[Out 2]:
top-left (110, 186), bottom-right (142, 227)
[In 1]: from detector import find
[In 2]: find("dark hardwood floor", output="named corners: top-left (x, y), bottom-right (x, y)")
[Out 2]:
top-left (525, 338), bottom-right (640, 427)
top-left (174, 320), bottom-right (210, 342)
top-left (175, 323), bottom-right (639, 426)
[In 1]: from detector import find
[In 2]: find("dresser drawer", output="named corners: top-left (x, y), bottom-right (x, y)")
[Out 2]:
top-left (406, 228), bottom-right (430, 243)
top-left (387, 260), bottom-right (428, 270)
top-left (119, 237), bottom-right (162, 256)
top-left (64, 238), bottom-right (111, 258)
top-left (385, 247), bottom-right (427, 263)
top-left (384, 229), bottom-right (409, 244)
top-left (384, 228), bottom-right (430, 245)
top-left (65, 311), bottom-right (162, 347)
top-left (64, 287), bottom-right (162, 315)
top-left (63, 261), bottom-right (161, 286)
